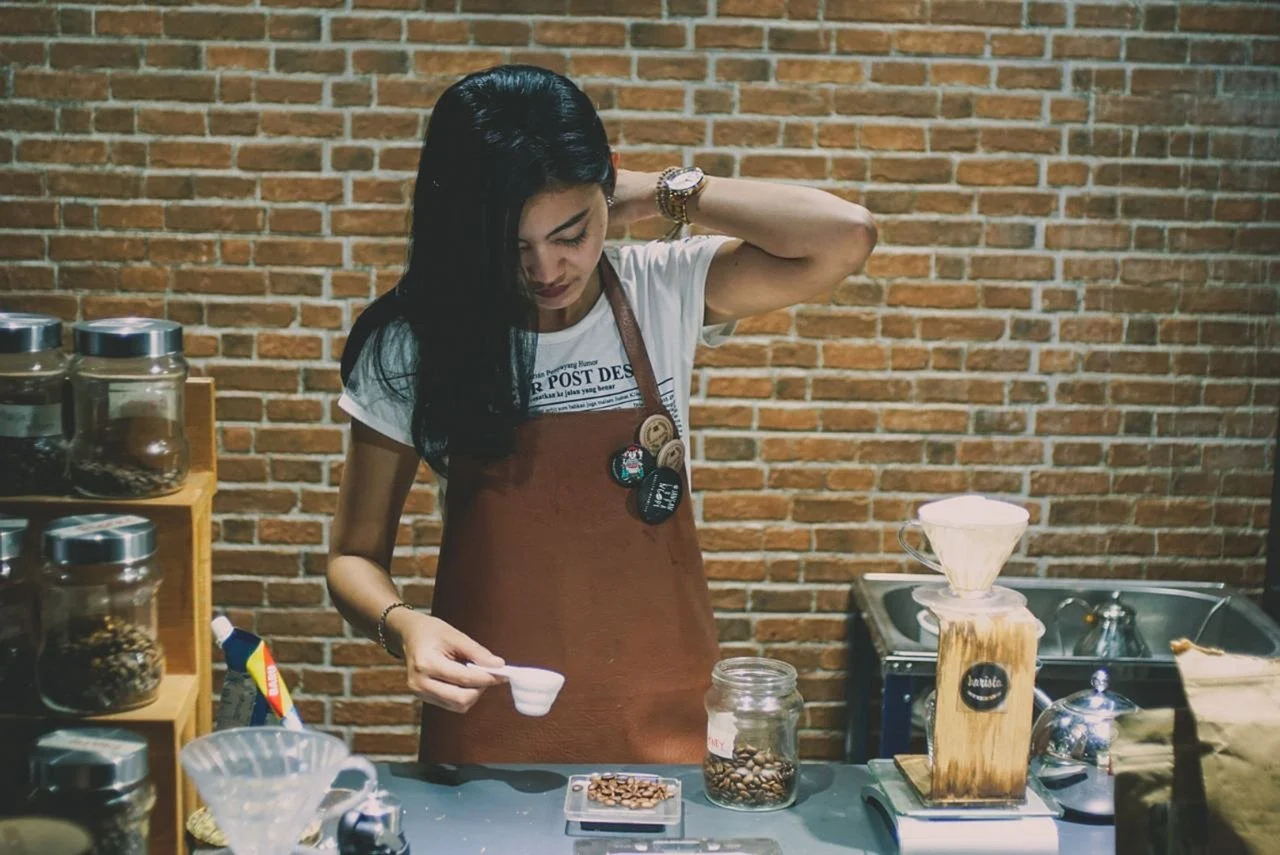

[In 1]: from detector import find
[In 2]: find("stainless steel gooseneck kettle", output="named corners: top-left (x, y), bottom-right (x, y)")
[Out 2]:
top-left (1055, 591), bottom-right (1151, 659)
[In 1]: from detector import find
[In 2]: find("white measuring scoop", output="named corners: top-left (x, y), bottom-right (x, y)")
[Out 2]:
top-left (468, 663), bottom-right (566, 717)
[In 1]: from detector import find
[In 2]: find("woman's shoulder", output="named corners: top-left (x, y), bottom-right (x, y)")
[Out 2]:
top-left (613, 235), bottom-right (732, 280)
top-left (341, 289), bottom-right (416, 389)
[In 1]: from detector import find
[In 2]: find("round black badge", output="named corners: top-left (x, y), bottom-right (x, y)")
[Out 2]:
top-left (610, 443), bottom-right (655, 488)
top-left (960, 662), bottom-right (1009, 712)
top-left (636, 467), bottom-right (683, 524)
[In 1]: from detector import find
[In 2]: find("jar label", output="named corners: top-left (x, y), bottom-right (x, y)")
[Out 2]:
top-left (107, 383), bottom-right (180, 422)
top-left (960, 662), bottom-right (1010, 712)
top-left (39, 730), bottom-right (139, 760)
top-left (54, 514), bottom-right (150, 539)
top-left (0, 403), bottom-right (62, 438)
top-left (706, 712), bottom-right (738, 758)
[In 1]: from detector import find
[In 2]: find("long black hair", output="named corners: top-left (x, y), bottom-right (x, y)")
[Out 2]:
top-left (340, 65), bottom-right (616, 474)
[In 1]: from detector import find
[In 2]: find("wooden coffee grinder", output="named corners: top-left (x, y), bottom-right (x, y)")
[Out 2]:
top-left (896, 495), bottom-right (1042, 806)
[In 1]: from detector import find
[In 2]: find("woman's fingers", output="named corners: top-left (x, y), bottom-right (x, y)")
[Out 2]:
top-left (399, 613), bottom-right (506, 712)
top-left (411, 677), bottom-right (488, 713)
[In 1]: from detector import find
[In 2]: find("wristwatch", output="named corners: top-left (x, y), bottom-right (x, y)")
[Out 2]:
top-left (656, 166), bottom-right (707, 240)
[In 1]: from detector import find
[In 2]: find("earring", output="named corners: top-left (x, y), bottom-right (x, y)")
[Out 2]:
top-left (606, 195), bottom-right (614, 208)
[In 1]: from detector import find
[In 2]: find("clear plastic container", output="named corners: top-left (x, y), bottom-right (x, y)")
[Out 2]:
top-left (0, 312), bottom-right (70, 496)
top-left (69, 318), bottom-right (189, 499)
top-left (0, 514), bottom-right (38, 712)
top-left (702, 657), bottom-right (803, 811)
top-left (29, 727), bottom-right (157, 855)
top-left (37, 514), bottom-right (165, 715)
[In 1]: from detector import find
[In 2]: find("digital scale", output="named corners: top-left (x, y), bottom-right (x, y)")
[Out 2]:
top-left (862, 759), bottom-right (1060, 855)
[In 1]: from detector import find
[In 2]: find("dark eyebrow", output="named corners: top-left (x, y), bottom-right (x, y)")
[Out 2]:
top-left (520, 208), bottom-right (590, 244)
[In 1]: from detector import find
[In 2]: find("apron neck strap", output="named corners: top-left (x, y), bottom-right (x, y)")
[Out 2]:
top-left (598, 254), bottom-right (667, 421)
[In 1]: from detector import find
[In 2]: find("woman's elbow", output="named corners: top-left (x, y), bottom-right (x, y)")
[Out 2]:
top-left (844, 206), bottom-right (878, 276)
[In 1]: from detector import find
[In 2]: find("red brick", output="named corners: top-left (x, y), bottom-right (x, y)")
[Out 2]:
top-left (0, 7), bottom-right (56, 35)
top-left (1046, 224), bottom-right (1131, 250)
top-left (956, 159), bottom-right (1039, 186)
top-left (980, 127), bottom-right (1060, 153)
top-left (826, 0), bottom-right (923, 22)
top-left (869, 157), bottom-right (952, 183)
top-left (930, 0), bottom-right (1022, 26)
top-left (834, 89), bottom-right (936, 117)
top-left (777, 58), bottom-right (863, 84)
top-left (50, 42), bottom-right (139, 69)
top-left (894, 30), bottom-right (985, 56)
top-left (1178, 4), bottom-right (1280, 34)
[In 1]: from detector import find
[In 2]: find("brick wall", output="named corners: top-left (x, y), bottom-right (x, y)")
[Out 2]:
top-left (1, 0), bottom-right (1277, 760)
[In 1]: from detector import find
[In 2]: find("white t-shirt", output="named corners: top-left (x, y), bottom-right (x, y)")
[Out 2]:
top-left (338, 235), bottom-right (734, 498)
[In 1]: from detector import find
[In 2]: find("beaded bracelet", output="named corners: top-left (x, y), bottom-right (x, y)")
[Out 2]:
top-left (377, 601), bottom-right (415, 659)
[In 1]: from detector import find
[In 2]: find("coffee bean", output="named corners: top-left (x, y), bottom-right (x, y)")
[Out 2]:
top-left (703, 743), bottom-right (797, 809)
top-left (0, 435), bottom-right (70, 497)
top-left (581, 773), bottom-right (676, 811)
top-left (38, 616), bottom-right (164, 714)
top-left (70, 415), bottom-right (186, 499)
top-left (71, 459), bottom-right (184, 499)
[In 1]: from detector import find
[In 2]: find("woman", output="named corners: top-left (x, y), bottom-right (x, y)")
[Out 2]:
top-left (328, 64), bottom-right (876, 764)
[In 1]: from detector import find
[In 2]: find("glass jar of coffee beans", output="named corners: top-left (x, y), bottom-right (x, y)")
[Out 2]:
top-left (69, 318), bottom-right (189, 499)
top-left (38, 514), bottom-right (165, 715)
top-left (0, 515), bottom-right (39, 713)
top-left (0, 312), bottom-right (70, 497)
top-left (28, 727), bottom-right (156, 855)
top-left (702, 657), bottom-right (803, 811)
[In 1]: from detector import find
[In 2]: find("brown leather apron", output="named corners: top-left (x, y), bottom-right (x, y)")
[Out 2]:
top-left (418, 256), bottom-right (720, 764)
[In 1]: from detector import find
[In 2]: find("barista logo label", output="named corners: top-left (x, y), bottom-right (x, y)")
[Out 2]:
top-left (960, 663), bottom-right (1009, 711)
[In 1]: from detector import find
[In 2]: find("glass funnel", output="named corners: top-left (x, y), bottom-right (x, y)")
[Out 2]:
top-left (179, 728), bottom-right (377, 855)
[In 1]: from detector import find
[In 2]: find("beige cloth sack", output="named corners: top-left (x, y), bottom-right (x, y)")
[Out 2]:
top-left (1113, 641), bottom-right (1280, 855)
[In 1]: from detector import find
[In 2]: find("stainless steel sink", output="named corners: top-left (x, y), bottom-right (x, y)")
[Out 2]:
top-left (861, 574), bottom-right (1280, 664)
top-left (845, 573), bottom-right (1280, 762)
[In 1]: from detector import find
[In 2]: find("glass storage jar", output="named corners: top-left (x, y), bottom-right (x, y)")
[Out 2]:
top-left (69, 318), bottom-right (189, 499)
top-left (29, 727), bottom-right (157, 855)
top-left (37, 514), bottom-right (165, 715)
top-left (0, 312), bottom-right (70, 496)
top-left (702, 657), bottom-right (803, 811)
top-left (0, 515), bottom-right (39, 712)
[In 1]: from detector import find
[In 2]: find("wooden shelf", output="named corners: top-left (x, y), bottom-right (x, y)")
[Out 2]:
top-left (0, 377), bottom-right (216, 855)
top-left (4, 471), bottom-right (216, 509)
top-left (1, 676), bottom-right (200, 855)
top-left (85, 674), bottom-right (199, 725)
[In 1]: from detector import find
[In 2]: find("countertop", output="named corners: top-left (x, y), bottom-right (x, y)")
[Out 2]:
top-left (376, 762), bottom-right (1115, 854)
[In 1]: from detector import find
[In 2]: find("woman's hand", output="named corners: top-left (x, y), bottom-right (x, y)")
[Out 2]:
top-left (607, 168), bottom-right (660, 228)
top-left (391, 609), bottom-right (505, 713)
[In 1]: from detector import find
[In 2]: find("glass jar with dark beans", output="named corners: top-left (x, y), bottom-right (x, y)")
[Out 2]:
top-left (29, 728), bottom-right (156, 855)
top-left (38, 515), bottom-right (165, 715)
top-left (0, 312), bottom-right (70, 497)
top-left (702, 657), bottom-right (804, 811)
top-left (0, 515), bottom-right (39, 713)
top-left (69, 318), bottom-right (189, 499)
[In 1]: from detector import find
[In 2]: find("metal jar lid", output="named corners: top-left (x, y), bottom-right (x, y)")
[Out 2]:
top-left (31, 728), bottom-right (150, 793)
top-left (0, 312), bottom-right (62, 354)
top-left (43, 514), bottom-right (156, 565)
top-left (0, 515), bottom-right (27, 562)
top-left (74, 318), bottom-right (183, 358)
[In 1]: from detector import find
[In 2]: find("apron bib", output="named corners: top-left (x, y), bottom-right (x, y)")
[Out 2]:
top-left (418, 256), bottom-right (720, 764)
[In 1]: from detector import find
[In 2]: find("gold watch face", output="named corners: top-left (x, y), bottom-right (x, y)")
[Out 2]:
top-left (666, 167), bottom-right (705, 194)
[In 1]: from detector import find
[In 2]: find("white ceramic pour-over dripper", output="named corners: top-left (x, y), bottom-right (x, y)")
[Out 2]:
top-left (180, 727), bottom-right (377, 855)
top-left (468, 663), bottom-right (566, 716)
top-left (898, 494), bottom-right (1029, 597)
